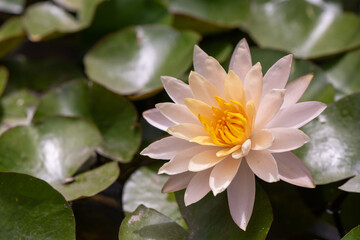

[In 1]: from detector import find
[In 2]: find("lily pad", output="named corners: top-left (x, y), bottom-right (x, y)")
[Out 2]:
top-left (119, 205), bottom-right (189, 240)
top-left (0, 0), bottom-right (25, 14)
top-left (342, 226), bottom-right (360, 240)
top-left (122, 166), bottom-right (186, 228)
top-left (244, 0), bottom-right (360, 59)
top-left (34, 80), bottom-right (141, 162)
top-left (0, 172), bottom-right (75, 240)
top-left (176, 184), bottom-right (272, 240)
top-left (84, 24), bottom-right (200, 98)
top-left (0, 66), bottom-right (8, 97)
top-left (251, 48), bottom-right (334, 104)
top-left (0, 116), bottom-right (119, 200)
top-left (0, 17), bottom-right (25, 58)
top-left (296, 92), bottom-right (360, 192)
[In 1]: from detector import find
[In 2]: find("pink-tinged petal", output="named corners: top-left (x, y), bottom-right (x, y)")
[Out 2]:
top-left (141, 136), bottom-right (196, 160)
top-left (283, 74), bottom-right (313, 107)
top-left (254, 89), bottom-right (285, 131)
top-left (162, 171), bottom-right (196, 193)
top-left (216, 145), bottom-right (241, 157)
top-left (158, 146), bottom-right (214, 175)
top-left (184, 98), bottom-right (213, 119)
top-left (244, 63), bottom-right (263, 109)
top-left (273, 152), bottom-right (315, 188)
top-left (224, 70), bottom-right (246, 106)
top-left (266, 101), bottom-right (327, 129)
top-left (193, 45), bottom-right (208, 76)
top-left (229, 38), bottom-right (252, 82)
top-left (156, 102), bottom-right (199, 125)
top-left (232, 139), bottom-right (251, 159)
top-left (262, 54), bottom-right (293, 97)
top-left (251, 129), bottom-right (274, 150)
top-left (184, 169), bottom-right (212, 206)
top-left (268, 128), bottom-right (310, 153)
top-left (246, 150), bottom-right (279, 182)
top-left (188, 149), bottom-right (226, 172)
top-left (209, 156), bottom-right (241, 196)
top-left (167, 123), bottom-right (207, 141)
top-left (161, 76), bottom-right (193, 105)
top-left (227, 160), bottom-right (255, 231)
top-left (143, 108), bottom-right (174, 131)
top-left (202, 56), bottom-right (227, 95)
top-left (189, 71), bottom-right (220, 106)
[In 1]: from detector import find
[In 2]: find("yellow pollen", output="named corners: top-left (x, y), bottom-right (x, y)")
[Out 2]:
top-left (198, 96), bottom-right (250, 147)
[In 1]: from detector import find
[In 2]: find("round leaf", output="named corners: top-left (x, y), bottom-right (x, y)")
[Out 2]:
top-left (84, 24), bottom-right (200, 97)
top-left (244, 0), bottom-right (360, 58)
top-left (122, 166), bottom-right (186, 228)
top-left (0, 17), bottom-right (25, 58)
top-left (119, 205), bottom-right (189, 240)
top-left (175, 184), bottom-right (272, 240)
top-left (342, 226), bottom-right (360, 240)
top-left (296, 92), bottom-right (360, 189)
top-left (0, 116), bottom-right (116, 200)
top-left (0, 172), bottom-right (75, 240)
top-left (34, 80), bottom-right (141, 162)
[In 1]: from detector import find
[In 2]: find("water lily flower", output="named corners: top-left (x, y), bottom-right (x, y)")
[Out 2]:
top-left (141, 39), bottom-right (326, 230)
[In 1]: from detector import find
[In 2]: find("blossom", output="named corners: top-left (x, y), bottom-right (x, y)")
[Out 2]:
top-left (140, 39), bottom-right (326, 230)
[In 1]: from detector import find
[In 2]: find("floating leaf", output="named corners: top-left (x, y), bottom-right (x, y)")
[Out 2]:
top-left (342, 225), bottom-right (360, 240)
top-left (84, 24), bottom-right (200, 98)
top-left (251, 48), bottom-right (334, 104)
top-left (0, 17), bottom-right (25, 58)
top-left (244, 0), bottom-right (360, 58)
top-left (296, 92), bottom-right (360, 192)
top-left (54, 0), bottom-right (82, 11)
top-left (0, 172), bottom-right (75, 240)
top-left (0, 66), bottom-right (8, 97)
top-left (0, 0), bottom-right (25, 14)
top-left (0, 116), bottom-right (118, 200)
top-left (34, 80), bottom-right (141, 162)
top-left (176, 184), bottom-right (272, 240)
top-left (119, 205), bottom-right (189, 240)
top-left (123, 166), bottom-right (186, 228)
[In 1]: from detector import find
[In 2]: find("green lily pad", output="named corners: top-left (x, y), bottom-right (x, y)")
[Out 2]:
top-left (251, 48), bottom-right (334, 104)
top-left (34, 80), bottom-right (141, 163)
top-left (0, 17), bottom-right (25, 59)
top-left (122, 166), bottom-right (186, 228)
top-left (176, 184), bottom-right (272, 240)
top-left (342, 226), bottom-right (360, 240)
top-left (0, 0), bottom-right (25, 14)
top-left (0, 172), bottom-right (75, 240)
top-left (244, 0), bottom-right (360, 59)
top-left (325, 48), bottom-right (360, 99)
top-left (296, 92), bottom-right (360, 191)
top-left (22, 0), bottom-right (104, 41)
top-left (0, 116), bottom-right (118, 200)
top-left (84, 24), bottom-right (200, 98)
top-left (119, 205), bottom-right (189, 240)
top-left (0, 66), bottom-right (8, 97)
top-left (54, 0), bottom-right (82, 11)
top-left (0, 90), bottom-right (39, 134)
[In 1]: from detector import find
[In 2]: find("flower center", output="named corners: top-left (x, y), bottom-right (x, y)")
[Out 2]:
top-left (199, 96), bottom-right (250, 146)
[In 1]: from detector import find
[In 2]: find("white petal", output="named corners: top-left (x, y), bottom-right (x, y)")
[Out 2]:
top-left (184, 98), bottom-right (213, 119)
top-left (189, 71), bottom-right (220, 106)
top-left (244, 63), bottom-right (263, 109)
top-left (156, 102), bottom-right (199, 125)
top-left (161, 76), bottom-right (193, 105)
top-left (224, 70), bottom-right (246, 106)
top-left (266, 101), bottom-right (327, 129)
top-left (273, 152), bottom-right (315, 188)
top-left (167, 123), bottom-right (207, 141)
top-left (184, 169), bottom-right (212, 206)
top-left (209, 156), bottom-right (241, 196)
top-left (188, 149), bottom-right (226, 172)
top-left (251, 129), bottom-right (274, 150)
top-left (283, 74), bottom-right (313, 107)
top-left (262, 54), bottom-right (293, 97)
top-left (246, 150), bottom-right (279, 182)
top-left (232, 139), bottom-right (251, 159)
top-left (158, 146), bottom-right (213, 175)
top-left (193, 45), bottom-right (208, 76)
top-left (140, 136), bottom-right (196, 160)
top-left (229, 38), bottom-right (252, 82)
top-left (227, 160), bottom-right (255, 231)
top-left (162, 171), bottom-right (196, 193)
top-left (254, 89), bottom-right (285, 131)
top-left (268, 128), bottom-right (310, 153)
top-left (202, 56), bottom-right (227, 95)
top-left (143, 108), bottom-right (174, 131)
